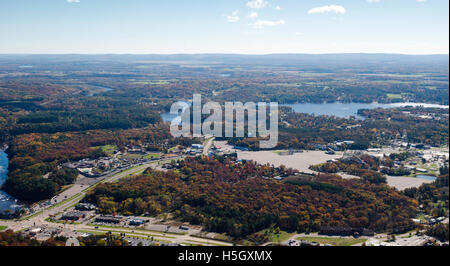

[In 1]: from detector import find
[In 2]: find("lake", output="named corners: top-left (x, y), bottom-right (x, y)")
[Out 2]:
top-left (87, 85), bottom-right (114, 97)
top-left (162, 102), bottom-right (449, 123)
top-left (161, 113), bottom-right (180, 123)
top-left (161, 102), bottom-right (191, 124)
top-left (415, 175), bottom-right (437, 181)
top-left (282, 102), bottom-right (449, 119)
top-left (0, 150), bottom-right (21, 212)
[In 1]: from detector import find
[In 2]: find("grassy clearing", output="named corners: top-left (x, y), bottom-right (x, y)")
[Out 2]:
top-left (98, 145), bottom-right (117, 155)
top-left (143, 153), bottom-right (161, 159)
top-left (416, 213), bottom-right (428, 224)
top-left (87, 224), bottom-right (187, 236)
top-left (182, 240), bottom-right (223, 246)
top-left (109, 167), bottom-right (149, 183)
top-left (257, 229), bottom-right (296, 243)
top-left (45, 217), bottom-right (81, 225)
top-left (0, 225), bottom-right (8, 231)
top-left (192, 233), bottom-right (234, 244)
top-left (118, 153), bottom-right (144, 159)
top-left (119, 153), bottom-right (161, 160)
top-left (168, 147), bottom-right (178, 153)
top-left (296, 236), bottom-right (367, 246)
top-left (77, 230), bottom-right (169, 243)
top-left (398, 231), bottom-right (416, 238)
top-left (84, 227), bottom-right (177, 239)
top-left (387, 94), bottom-right (403, 99)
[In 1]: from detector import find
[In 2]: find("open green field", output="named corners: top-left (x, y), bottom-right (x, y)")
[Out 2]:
top-left (0, 225), bottom-right (8, 231)
top-left (88, 224), bottom-right (187, 236)
top-left (296, 236), bottom-right (367, 246)
top-left (45, 217), bottom-right (81, 225)
top-left (257, 229), bottom-right (296, 243)
top-left (410, 161), bottom-right (440, 176)
top-left (167, 147), bottom-right (179, 153)
top-left (119, 153), bottom-right (161, 160)
top-left (144, 153), bottom-right (161, 159)
top-left (386, 93), bottom-right (403, 99)
top-left (98, 144), bottom-right (117, 155)
top-left (76, 230), bottom-right (171, 244)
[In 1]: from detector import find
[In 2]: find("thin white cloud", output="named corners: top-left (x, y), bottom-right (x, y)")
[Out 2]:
top-left (67, 0), bottom-right (80, 3)
top-left (252, 19), bottom-right (285, 29)
top-left (275, 6), bottom-right (281, 11)
top-left (248, 12), bottom-right (258, 19)
top-left (308, 5), bottom-right (346, 15)
top-left (227, 10), bottom-right (240, 23)
top-left (368, 0), bottom-right (426, 2)
top-left (246, 0), bottom-right (268, 9)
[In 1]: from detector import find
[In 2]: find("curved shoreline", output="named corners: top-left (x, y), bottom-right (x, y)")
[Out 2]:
top-left (0, 149), bottom-right (21, 213)
top-left (282, 101), bottom-right (449, 108)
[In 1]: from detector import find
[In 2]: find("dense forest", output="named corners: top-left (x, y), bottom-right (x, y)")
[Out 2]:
top-left (310, 154), bottom-right (390, 184)
top-left (404, 169), bottom-right (449, 217)
top-left (12, 107), bottom-right (161, 135)
top-left (228, 106), bottom-right (449, 151)
top-left (2, 125), bottom-right (184, 201)
top-left (2, 54), bottom-right (447, 104)
top-left (85, 157), bottom-right (417, 239)
top-left (0, 55), bottom-right (448, 207)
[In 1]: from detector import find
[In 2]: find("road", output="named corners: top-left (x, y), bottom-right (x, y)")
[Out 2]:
top-left (0, 155), bottom-right (234, 246)
top-left (73, 224), bottom-right (232, 246)
top-left (1, 148), bottom-right (445, 247)
top-left (1, 157), bottom-right (183, 232)
top-left (363, 232), bottom-right (435, 246)
top-left (281, 231), bottom-right (439, 247)
top-left (0, 152), bottom-right (236, 246)
top-left (203, 137), bottom-right (215, 155)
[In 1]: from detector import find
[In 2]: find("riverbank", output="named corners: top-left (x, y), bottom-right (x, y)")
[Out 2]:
top-left (0, 149), bottom-right (22, 213)
top-left (282, 102), bottom-right (449, 119)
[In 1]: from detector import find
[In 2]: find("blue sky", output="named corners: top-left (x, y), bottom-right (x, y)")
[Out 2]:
top-left (0, 0), bottom-right (448, 54)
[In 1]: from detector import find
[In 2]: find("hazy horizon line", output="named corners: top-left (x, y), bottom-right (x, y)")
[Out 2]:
top-left (0, 52), bottom-right (448, 56)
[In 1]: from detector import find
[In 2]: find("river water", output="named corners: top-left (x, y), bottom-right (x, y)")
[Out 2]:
top-left (0, 150), bottom-right (21, 212)
top-left (2, 102), bottom-right (445, 211)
